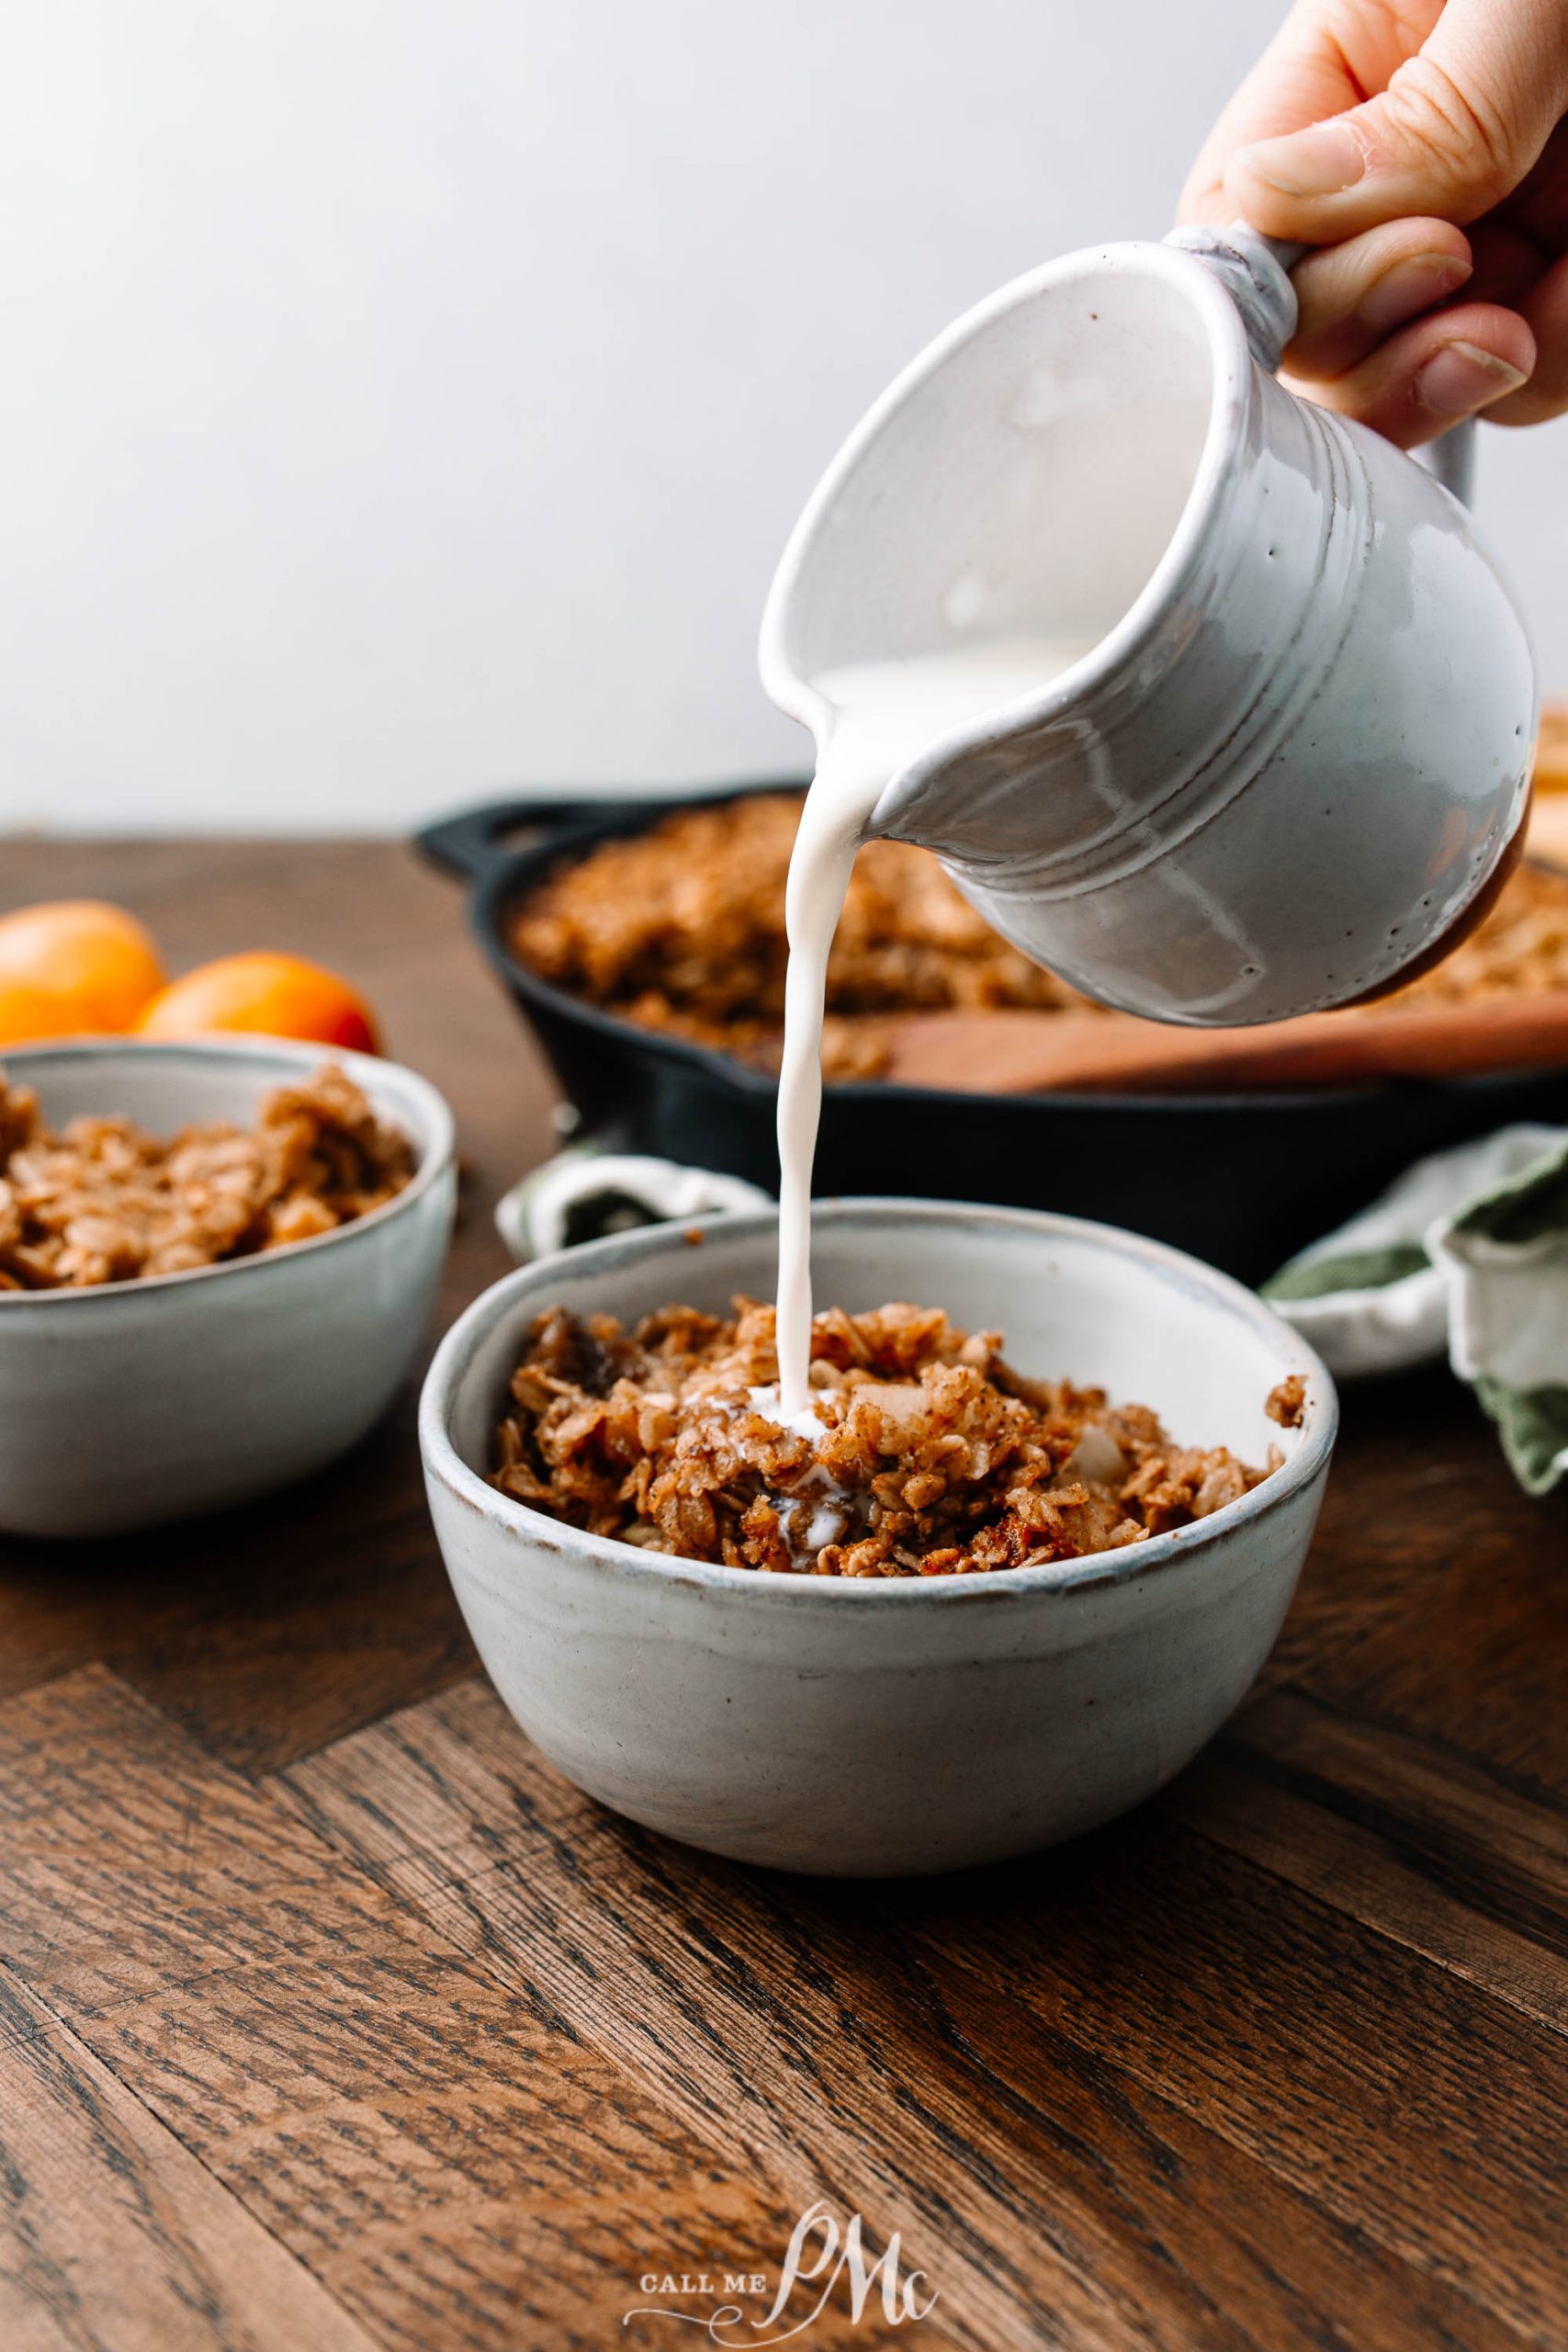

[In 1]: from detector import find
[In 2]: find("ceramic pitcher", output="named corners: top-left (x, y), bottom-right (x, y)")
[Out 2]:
top-left (760, 229), bottom-right (1536, 1026)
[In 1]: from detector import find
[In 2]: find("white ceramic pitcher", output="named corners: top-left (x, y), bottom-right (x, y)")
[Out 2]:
top-left (760, 228), bottom-right (1536, 1026)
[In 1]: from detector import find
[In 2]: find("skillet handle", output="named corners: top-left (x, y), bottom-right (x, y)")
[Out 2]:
top-left (415, 795), bottom-right (650, 885)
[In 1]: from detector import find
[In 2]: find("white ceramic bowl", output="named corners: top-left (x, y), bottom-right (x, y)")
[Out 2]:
top-left (421, 1201), bottom-right (1335, 1876)
top-left (0, 1039), bottom-right (457, 1538)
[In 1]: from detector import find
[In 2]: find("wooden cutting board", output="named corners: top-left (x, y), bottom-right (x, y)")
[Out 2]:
top-left (885, 993), bottom-right (1568, 1095)
top-left (1529, 700), bottom-right (1568, 870)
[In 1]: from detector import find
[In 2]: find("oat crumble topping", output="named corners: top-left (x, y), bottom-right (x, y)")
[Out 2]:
top-left (509, 792), bottom-right (1090, 1080)
top-left (0, 1063), bottom-right (414, 1291)
top-left (491, 1296), bottom-right (1286, 1576)
top-left (509, 793), bottom-right (1568, 1082)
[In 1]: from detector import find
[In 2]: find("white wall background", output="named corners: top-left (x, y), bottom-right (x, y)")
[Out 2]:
top-left (2, 0), bottom-right (1564, 834)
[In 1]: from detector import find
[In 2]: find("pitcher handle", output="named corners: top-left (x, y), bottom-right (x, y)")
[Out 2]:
top-left (1416, 408), bottom-right (1476, 504)
top-left (1167, 220), bottom-right (1475, 506)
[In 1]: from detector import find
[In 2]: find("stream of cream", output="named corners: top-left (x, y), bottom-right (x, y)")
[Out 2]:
top-left (773, 632), bottom-right (1100, 1415)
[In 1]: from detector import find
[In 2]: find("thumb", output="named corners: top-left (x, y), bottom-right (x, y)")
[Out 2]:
top-left (1225, 0), bottom-right (1568, 240)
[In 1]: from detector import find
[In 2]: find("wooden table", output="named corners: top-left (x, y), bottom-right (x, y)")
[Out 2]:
top-left (3, 839), bottom-right (1566, 2352)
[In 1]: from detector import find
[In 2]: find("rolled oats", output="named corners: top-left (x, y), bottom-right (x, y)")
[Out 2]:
top-left (0, 1063), bottom-right (413, 1292)
top-left (510, 794), bottom-right (1568, 1082)
top-left (509, 792), bottom-right (1091, 1080)
top-left (491, 1295), bottom-right (1282, 1575)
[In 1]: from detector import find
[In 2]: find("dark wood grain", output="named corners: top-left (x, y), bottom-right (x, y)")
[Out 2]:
top-left (2, 838), bottom-right (1566, 2352)
top-left (894, 1826), bottom-right (1566, 2344)
top-left (0, 1670), bottom-right (909, 2352)
top-left (1166, 1688), bottom-right (1568, 2030)
top-left (0, 1964), bottom-right (379, 2352)
top-left (279, 1675), bottom-right (1540, 2352)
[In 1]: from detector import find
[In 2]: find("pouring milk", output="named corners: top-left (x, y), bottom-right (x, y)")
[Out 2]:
top-left (773, 633), bottom-right (1098, 1415)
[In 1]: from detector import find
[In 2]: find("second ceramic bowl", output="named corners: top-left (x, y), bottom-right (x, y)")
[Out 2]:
top-left (0, 1039), bottom-right (457, 1538)
top-left (421, 1200), bottom-right (1335, 1875)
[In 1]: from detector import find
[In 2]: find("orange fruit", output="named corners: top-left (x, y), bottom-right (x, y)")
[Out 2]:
top-left (134, 952), bottom-right (381, 1052)
top-left (0, 900), bottom-right (166, 1042)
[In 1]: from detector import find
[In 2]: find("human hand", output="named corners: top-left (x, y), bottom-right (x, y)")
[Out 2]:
top-left (1179, 0), bottom-right (1568, 444)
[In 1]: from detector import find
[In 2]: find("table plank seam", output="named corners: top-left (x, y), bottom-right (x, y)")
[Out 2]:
top-left (0, 1962), bottom-right (387, 2352)
top-left (5, 1670), bottom-right (901, 2352)
top-left (894, 1942), bottom-right (1541, 2352)
top-left (1269, 1682), bottom-right (1568, 1826)
top-left (1209, 1736), bottom-right (1568, 1955)
top-left (274, 1693), bottom-right (1555, 2352)
top-left (270, 1774), bottom-right (1306, 2352)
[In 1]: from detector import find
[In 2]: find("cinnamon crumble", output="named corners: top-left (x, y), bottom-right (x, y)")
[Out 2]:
top-left (509, 792), bottom-right (1568, 1082)
top-left (491, 1296), bottom-right (1285, 1576)
top-left (0, 1063), bottom-right (414, 1291)
top-left (509, 792), bottom-right (1090, 1080)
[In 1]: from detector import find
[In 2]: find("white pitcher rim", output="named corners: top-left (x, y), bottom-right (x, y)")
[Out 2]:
top-left (757, 238), bottom-right (1252, 775)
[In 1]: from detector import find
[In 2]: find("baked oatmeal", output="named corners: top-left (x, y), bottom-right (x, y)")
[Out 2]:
top-left (509, 792), bottom-right (1094, 1080)
top-left (491, 1295), bottom-right (1284, 1576)
top-left (1382, 858), bottom-right (1568, 1008)
top-left (0, 1062), bottom-right (414, 1291)
top-left (510, 793), bottom-right (1568, 1081)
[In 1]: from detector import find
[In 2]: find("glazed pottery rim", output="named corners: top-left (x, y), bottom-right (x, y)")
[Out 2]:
top-left (758, 238), bottom-right (1249, 766)
top-left (421, 1196), bottom-right (1337, 1603)
top-left (0, 1035), bottom-right (456, 1309)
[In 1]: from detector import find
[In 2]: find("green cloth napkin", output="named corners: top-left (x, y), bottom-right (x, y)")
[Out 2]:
top-left (1264, 1125), bottom-right (1568, 1495)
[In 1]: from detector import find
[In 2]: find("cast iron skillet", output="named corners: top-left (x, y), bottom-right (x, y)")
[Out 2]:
top-left (418, 783), bottom-right (1568, 1284)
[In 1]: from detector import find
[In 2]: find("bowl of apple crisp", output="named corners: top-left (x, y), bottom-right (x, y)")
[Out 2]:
top-left (0, 1038), bottom-right (456, 1537)
top-left (420, 1200), bottom-right (1334, 1874)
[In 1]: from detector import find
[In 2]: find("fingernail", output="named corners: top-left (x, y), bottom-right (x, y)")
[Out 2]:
top-left (1416, 340), bottom-right (1529, 417)
top-left (1358, 252), bottom-right (1471, 334)
top-left (1236, 120), bottom-right (1367, 199)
